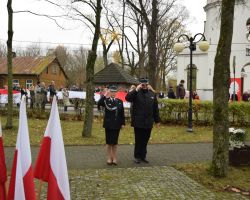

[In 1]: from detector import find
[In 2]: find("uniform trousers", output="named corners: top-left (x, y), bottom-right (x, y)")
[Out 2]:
top-left (134, 127), bottom-right (152, 159)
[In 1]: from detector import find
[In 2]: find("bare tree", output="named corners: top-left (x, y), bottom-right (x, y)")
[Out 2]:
top-left (126, 0), bottom-right (181, 89)
top-left (15, 43), bottom-right (43, 57)
top-left (126, 0), bottom-right (159, 88)
top-left (6, 0), bottom-right (14, 129)
top-left (53, 45), bottom-right (68, 68)
top-left (156, 7), bottom-right (188, 90)
top-left (0, 43), bottom-right (7, 58)
top-left (66, 47), bottom-right (88, 88)
top-left (70, 0), bottom-right (103, 137)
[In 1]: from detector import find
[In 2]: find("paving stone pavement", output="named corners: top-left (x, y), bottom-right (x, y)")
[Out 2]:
top-left (38, 166), bottom-right (247, 200)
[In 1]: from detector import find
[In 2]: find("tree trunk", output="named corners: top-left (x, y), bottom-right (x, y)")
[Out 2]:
top-left (103, 45), bottom-right (108, 67)
top-left (146, 0), bottom-right (158, 89)
top-left (6, 0), bottom-right (13, 129)
top-left (82, 0), bottom-right (102, 137)
top-left (147, 29), bottom-right (158, 89)
top-left (212, 0), bottom-right (235, 177)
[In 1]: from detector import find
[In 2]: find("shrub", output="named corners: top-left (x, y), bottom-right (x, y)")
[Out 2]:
top-left (159, 99), bottom-right (250, 126)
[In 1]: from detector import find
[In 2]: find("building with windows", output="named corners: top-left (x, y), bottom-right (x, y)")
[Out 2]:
top-left (176, 0), bottom-right (250, 100)
top-left (0, 55), bottom-right (68, 89)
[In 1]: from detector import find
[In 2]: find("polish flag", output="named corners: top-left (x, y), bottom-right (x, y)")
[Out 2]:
top-left (7, 97), bottom-right (36, 200)
top-left (34, 96), bottom-right (70, 200)
top-left (0, 120), bottom-right (7, 200)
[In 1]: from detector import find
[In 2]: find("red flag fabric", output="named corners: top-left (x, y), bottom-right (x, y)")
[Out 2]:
top-left (7, 97), bottom-right (36, 200)
top-left (0, 121), bottom-right (7, 200)
top-left (115, 91), bottom-right (127, 102)
top-left (34, 96), bottom-right (70, 200)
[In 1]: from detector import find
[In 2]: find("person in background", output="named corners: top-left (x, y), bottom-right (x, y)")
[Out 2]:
top-left (230, 93), bottom-right (238, 102)
top-left (158, 91), bottom-right (165, 99)
top-left (29, 85), bottom-right (35, 109)
top-left (192, 91), bottom-right (200, 100)
top-left (97, 85), bottom-right (125, 165)
top-left (62, 87), bottom-right (70, 112)
top-left (125, 78), bottom-right (160, 164)
top-left (242, 91), bottom-right (249, 102)
top-left (20, 87), bottom-right (27, 99)
top-left (40, 82), bottom-right (47, 110)
top-left (35, 81), bottom-right (42, 108)
top-left (176, 80), bottom-right (186, 99)
top-left (48, 80), bottom-right (57, 103)
top-left (167, 86), bottom-right (176, 99)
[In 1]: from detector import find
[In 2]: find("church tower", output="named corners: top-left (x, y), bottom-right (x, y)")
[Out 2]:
top-left (176, 0), bottom-right (250, 100)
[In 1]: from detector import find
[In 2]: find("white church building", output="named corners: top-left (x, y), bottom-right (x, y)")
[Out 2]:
top-left (176, 0), bottom-right (250, 100)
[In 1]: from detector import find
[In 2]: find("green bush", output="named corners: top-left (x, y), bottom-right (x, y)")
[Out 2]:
top-left (159, 99), bottom-right (250, 126)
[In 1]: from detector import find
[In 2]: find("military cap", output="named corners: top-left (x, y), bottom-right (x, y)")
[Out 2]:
top-left (109, 85), bottom-right (118, 92)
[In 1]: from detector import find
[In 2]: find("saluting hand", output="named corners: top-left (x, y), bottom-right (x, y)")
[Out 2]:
top-left (136, 84), bottom-right (142, 91)
top-left (147, 84), bottom-right (155, 93)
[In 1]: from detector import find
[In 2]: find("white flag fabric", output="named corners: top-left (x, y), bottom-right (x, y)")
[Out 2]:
top-left (8, 97), bottom-right (36, 200)
top-left (34, 96), bottom-right (70, 200)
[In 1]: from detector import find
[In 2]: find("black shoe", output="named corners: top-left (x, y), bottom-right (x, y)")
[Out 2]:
top-left (141, 158), bottom-right (149, 163)
top-left (134, 158), bottom-right (141, 164)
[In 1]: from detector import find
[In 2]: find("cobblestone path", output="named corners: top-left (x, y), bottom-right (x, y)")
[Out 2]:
top-left (39, 166), bottom-right (247, 200)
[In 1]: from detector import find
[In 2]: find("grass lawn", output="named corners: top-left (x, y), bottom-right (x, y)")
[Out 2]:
top-left (173, 162), bottom-right (250, 197)
top-left (1, 116), bottom-right (250, 146)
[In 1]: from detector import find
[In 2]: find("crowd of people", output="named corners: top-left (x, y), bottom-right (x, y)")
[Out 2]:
top-left (10, 80), bottom-right (70, 110)
top-left (157, 79), bottom-right (200, 101)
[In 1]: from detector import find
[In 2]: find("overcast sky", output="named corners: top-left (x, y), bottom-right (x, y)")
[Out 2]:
top-left (0, 0), bottom-right (207, 50)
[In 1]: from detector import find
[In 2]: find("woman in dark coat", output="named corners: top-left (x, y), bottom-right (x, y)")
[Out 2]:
top-left (98, 86), bottom-right (125, 165)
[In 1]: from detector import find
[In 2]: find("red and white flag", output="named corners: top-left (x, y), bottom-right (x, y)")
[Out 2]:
top-left (0, 120), bottom-right (7, 200)
top-left (34, 96), bottom-right (70, 200)
top-left (7, 97), bottom-right (36, 200)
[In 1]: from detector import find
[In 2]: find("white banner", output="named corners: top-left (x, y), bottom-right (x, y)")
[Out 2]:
top-left (0, 91), bottom-right (131, 108)
top-left (0, 93), bottom-right (21, 104)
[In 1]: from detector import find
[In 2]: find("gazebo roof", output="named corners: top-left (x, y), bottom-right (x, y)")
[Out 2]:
top-left (94, 63), bottom-right (139, 85)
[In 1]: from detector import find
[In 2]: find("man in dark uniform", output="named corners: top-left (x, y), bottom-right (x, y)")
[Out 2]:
top-left (125, 78), bottom-right (160, 163)
top-left (98, 85), bottom-right (125, 165)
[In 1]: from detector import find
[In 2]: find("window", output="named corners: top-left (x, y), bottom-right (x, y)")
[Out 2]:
top-left (246, 18), bottom-right (250, 41)
top-left (52, 65), bottom-right (57, 75)
top-left (13, 79), bottom-right (19, 86)
top-left (26, 79), bottom-right (33, 89)
top-left (46, 67), bottom-right (49, 74)
top-left (186, 64), bottom-right (197, 91)
top-left (246, 46), bottom-right (250, 56)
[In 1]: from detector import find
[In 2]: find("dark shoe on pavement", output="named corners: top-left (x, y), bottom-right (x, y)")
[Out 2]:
top-left (134, 158), bottom-right (141, 164)
top-left (141, 158), bottom-right (149, 163)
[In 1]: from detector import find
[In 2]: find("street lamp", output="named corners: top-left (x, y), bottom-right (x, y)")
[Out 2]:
top-left (174, 33), bottom-right (209, 132)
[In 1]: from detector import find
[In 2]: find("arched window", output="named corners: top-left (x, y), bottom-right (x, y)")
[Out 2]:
top-left (185, 64), bottom-right (197, 91)
top-left (246, 18), bottom-right (250, 41)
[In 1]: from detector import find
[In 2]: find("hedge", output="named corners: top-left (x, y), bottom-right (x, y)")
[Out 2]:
top-left (159, 99), bottom-right (250, 126)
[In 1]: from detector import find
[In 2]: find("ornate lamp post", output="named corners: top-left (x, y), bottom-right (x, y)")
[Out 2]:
top-left (174, 33), bottom-right (209, 132)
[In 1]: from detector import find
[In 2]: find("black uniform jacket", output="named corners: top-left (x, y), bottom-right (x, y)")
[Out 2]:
top-left (98, 96), bottom-right (125, 129)
top-left (125, 89), bottom-right (160, 129)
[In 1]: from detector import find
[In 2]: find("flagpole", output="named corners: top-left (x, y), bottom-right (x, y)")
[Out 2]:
top-left (36, 180), bottom-right (44, 200)
top-left (5, 181), bottom-right (8, 198)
